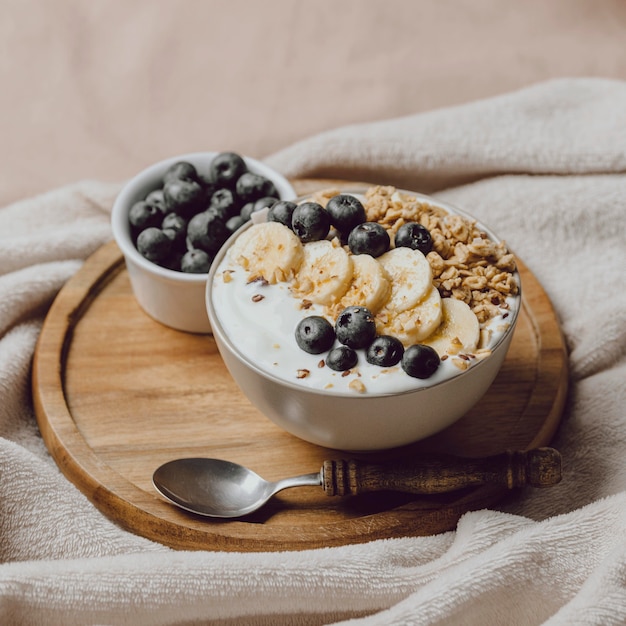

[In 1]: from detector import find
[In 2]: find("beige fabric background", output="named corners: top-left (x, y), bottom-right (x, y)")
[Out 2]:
top-left (1, 0), bottom-right (626, 206)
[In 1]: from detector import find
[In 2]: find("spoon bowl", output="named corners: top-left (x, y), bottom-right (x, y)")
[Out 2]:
top-left (153, 458), bottom-right (321, 518)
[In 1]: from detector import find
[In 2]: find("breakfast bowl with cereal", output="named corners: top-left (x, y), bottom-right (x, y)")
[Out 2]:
top-left (111, 151), bottom-right (296, 333)
top-left (206, 186), bottom-right (521, 451)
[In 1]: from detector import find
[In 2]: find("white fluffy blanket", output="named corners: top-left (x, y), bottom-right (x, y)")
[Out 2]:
top-left (1, 78), bottom-right (625, 625)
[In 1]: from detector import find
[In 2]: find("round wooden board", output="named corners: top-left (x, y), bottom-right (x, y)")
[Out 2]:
top-left (33, 179), bottom-right (568, 552)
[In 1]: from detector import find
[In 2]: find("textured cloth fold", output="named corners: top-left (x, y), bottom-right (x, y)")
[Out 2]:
top-left (266, 77), bottom-right (626, 191)
top-left (1, 78), bottom-right (625, 625)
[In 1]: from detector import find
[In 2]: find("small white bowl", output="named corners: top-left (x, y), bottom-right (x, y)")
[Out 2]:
top-left (206, 189), bottom-right (521, 451)
top-left (111, 152), bottom-right (296, 333)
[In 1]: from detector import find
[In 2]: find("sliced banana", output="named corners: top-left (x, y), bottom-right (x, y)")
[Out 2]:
top-left (326, 254), bottom-right (391, 317)
top-left (376, 286), bottom-right (442, 346)
top-left (229, 222), bottom-right (304, 284)
top-left (423, 297), bottom-right (480, 356)
top-left (377, 247), bottom-right (433, 314)
top-left (291, 239), bottom-right (353, 305)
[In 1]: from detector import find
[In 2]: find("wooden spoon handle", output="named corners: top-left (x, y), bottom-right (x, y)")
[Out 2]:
top-left (321, 447), bottom-right (562, 497)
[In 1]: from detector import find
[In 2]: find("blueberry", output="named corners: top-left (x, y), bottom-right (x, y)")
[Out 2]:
top-left (335, 306), bottom-right (376, 349)
top-left (208, 188), bottom-right (241, 220)
top-left (326, 345), bottom-right (358, 371)
top-left (198, 175), bottom-right (220, 204)
top-left (129, 200), bottom-right (162, 233)
top-left (236, 172), bottom-right (278, 204)
top-left (162, 214), bottom-right (188, 252)
top-left (162, 212), bottom-right (188, 234)
top-left (136, 227), bottom-right (173, 264)
top-left (295, 316), bottom-right (335, 354)
top-left (162, 227), bottom-right (186, 253)
top-left (239, 202), bottom-right (256, 222)
top-left (145, 189), bottom-right (168, 214)
top-left (254, 195), bottom-right (279, 213)
top-left (226, 215), bottom-right (246, 233)
top-left (209, 152), bottom-right (247, 188)
top-left (267, 200), bottom-right (297, 229)
top-left (163, 161), bottom-right (199, 184)
top-left (401, 344), bottom-right (440, 379)
top-left (163, 177), bottom-right (205, 218)
top-left (366, 335), bottom-right (405, 367)
top-left (291, 202), bottom-right (331, 243)
top-left (180, 248), bottom-right (212, 273)
top-left (187, 210), bottom-right (230, 254)
top-left (347, 222), bottom-right (390, 257)
top-left (394, 222), bottom-right (433, 255)
top-left (239, 196), bottom-right (277, 222)
top-left (325, 194), bottom-right (366, 234)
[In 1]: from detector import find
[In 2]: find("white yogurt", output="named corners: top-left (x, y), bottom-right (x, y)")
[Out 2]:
top-left (210, 251), bottom-right (516, 395)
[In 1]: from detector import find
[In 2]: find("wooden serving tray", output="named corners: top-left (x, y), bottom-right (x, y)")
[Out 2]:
top-left (33, 180), bottom-right (568, 552)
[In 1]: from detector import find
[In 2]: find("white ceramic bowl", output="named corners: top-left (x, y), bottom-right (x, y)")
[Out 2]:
top-left (111, 151), bottom-right (296, 333)
top-left (206, 190), bottom-right (521, 451)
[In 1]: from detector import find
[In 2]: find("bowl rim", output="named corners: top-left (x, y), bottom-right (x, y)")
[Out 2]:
top-left (205, 187), bottom-right (522, 399)
top-left (111, 151), bottom-right (297, 284)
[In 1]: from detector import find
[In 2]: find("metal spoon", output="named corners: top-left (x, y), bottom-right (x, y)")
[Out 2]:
top-left (153, 457), bottom-right (321, 518)
top-left (153, 448), bottom-right (561, 519)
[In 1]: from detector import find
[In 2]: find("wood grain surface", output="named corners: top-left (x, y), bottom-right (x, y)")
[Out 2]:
top-left (32, 179), bottom-right (569, 552)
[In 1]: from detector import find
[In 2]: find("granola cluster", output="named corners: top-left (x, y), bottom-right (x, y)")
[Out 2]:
top-left (312, 185), bottom-right (519, 325)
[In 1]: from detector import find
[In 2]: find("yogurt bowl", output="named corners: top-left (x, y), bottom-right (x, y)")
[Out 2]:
top-left (111, 151), bottom-right (296, 333)
top-left (206, 186), bottom-right (521, 451)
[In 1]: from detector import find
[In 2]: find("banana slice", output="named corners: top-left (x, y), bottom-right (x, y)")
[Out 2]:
top-left (291, 239), bottom-right (353, 305)
top-left (376, 286), bottom-right (442, 346)
top-left (377, 247), bottom-right (433, 313)
top-left (229, 222), bottom-right (304, 284)
top-left (423, 297), bottom-right (480, 356)
top-left (326, 254), bottom-right (391, 317)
